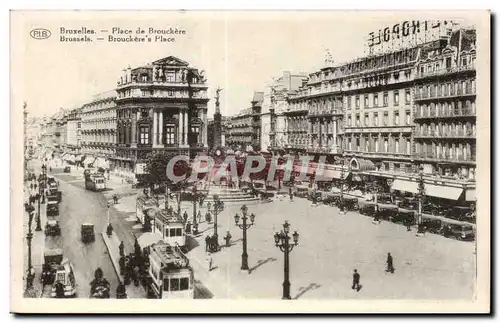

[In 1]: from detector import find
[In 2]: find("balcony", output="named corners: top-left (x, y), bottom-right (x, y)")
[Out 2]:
top-left (415, 64), bottom-right (476, 80)
top-left (413, 152), bottom-right (476, 164)
top-left (308, 108), bottom-right (343, 117)
top-left (116, 90), bottom-right (208, 102)
top-left (414, 88), bottom-right (476, 101)
top-left (413, 130), bottom-right (475, 139)
top-left (414, 109), bottom-right (476, 120)
top-left (117, 79), bottom-right (207, 89)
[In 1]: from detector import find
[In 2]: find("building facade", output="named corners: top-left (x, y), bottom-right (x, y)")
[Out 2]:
top-left (208, 116), bottom-right (229, 150)
top-left (413, 28), bottom-right (476, 181)
top-left (225, 108), bottom-right (254, 150)
top-left (64, 108), bottom-right (82, 154)
top-left (80, 90), bottom-right (117, 161)
top-left (114, 56), bottom-right (209, 175)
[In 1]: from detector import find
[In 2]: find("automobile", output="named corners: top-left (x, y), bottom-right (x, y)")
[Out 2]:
top-left (392, 209), bottom-right (416, 225)
top-left (336, 196), bottom-right (358, 211)
top-left (63, 166), bottom-right (71, 173)
top-left (443, 223), bottom-right (475, 241)
top-left (377, 193), bottom-right (393, 205)
top-left (322, 193), bottom-right (339, 206)
top-left (308, 191), bottom-right (322, 202)
top-left (398, 197), bottom-right (418, 210)
top-left (375, 204), bottom-right (398, 221)
top-left (421, 218), bottom-right (443, 234)
top-left (422, 202), bottom-right (448, 217)
top-left (81, 223), bottom-right (95, 243)
top-left (358, 200), bottom-right (376, 216)
top-left (45, 219), bottom-right (61, 236)
top-left (46, 201), bottom-right (59, 216)
top-left (445, 206), bottom-right (475, 223)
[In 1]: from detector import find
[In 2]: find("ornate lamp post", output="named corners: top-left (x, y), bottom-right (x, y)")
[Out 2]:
top-left (212, 195), bottom-right (225, 250)
top-left (340, 153), bottom-right (346, 205)
top-left (417, 165), bottom-right (425, 233)
top-left (234, 204), bottom-right (255, 271)
top-left (35, 182), bottom-right (42, 231)
top-left (273, 221), bottom-right (299, 300)
top-left (191, 185), bottom-right (206, 234)
top-left (24, 203), bottom-right (36, 291)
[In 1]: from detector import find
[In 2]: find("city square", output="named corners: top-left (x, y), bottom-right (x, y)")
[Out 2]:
top-left (19, 14), bottom-right (480, 304)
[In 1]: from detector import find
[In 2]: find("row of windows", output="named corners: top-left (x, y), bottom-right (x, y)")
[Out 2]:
top-left (154, 222), bottom-right (183, 237)
top-left (417, 79), bottom-right (476, 98)
top-left (418, 54), bottom-right (475, 75)
top-left (416, 122), bottom-right (476, 137)
top-left (415, 100), bottom-right (476, 118)
top-left (347, 110), bottom-right (411, 127)
top-left (347, 90), bottom-right (411, 109)
top-left (346, 136), bottom-right (412, 154)
top-left (415, 142), bottom-right (475, 161)
top-left (163, 277), bottom-right (190, 292)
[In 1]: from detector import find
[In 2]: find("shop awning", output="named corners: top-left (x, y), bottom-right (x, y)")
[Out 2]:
top-left (391, 179), bottom-right (419, 194)
top-left (425, 184), bottom-right (463, 200)
top-left (465, 189), bottom-right (476, 202)
top-left (94, 157), bottom-right (110, 169)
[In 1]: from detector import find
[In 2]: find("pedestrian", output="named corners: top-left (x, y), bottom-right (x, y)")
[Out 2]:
top-left (386, 252), bottom-right (394, 273)
top-left (183, 211), bottom-right (188, 224)
top-left (406, 218), bottom-right (411, 231)
top-left (352, 269), bottom-right (361, 291)
top-left (205, 235), bottom-right (210, 252)
top-left (206, 252), bottom-right (213, 271)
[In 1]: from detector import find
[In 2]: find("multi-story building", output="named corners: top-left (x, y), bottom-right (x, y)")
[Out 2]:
top-left (64, 108), bottom-right (82, 154)
top-left (413, 28), bottom-right (476, 181)
top-left (207, 116), bottom-right (229, 150)
top-left (226, 108), bottom-right (254, 150)
top-left (226, 91), bottom-right (264, 151)
top-left (114, 56), bottom-right (209, 175)
top-left (80, 90), bottom-right (117, 163)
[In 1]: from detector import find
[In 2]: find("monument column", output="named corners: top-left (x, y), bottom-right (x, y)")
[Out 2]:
top-left (178, 110), bottom-right (183, 146)
top-left (203, 109), bottom-right (208, 148)
top-left (183, 110), bottom-right (188, 147)
top-left (131, 108), bottom-right (137, 148)
top-left (153, 110), bottom-right (158, 147)
top-left (158, 111), bottom-right (164, 147)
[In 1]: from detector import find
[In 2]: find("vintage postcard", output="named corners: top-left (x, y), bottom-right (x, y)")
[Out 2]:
top-left (10, 10), bottom-right (490, 313)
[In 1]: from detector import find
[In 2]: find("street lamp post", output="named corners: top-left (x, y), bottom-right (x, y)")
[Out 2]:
top-left (35, 184), bottom-right (42, 231)
top-left (41, 164), bottom-right (47, 204)
top-left (340, 153), bottom-right (346, 204)
top-left (212, 195), bottom-right (225, 250)
top-left (234, 204), bottom-right (255, 271)
top-left (273, 221), bottom-right (299, 300)
top-left (24, 203), bottom-right (35, 291)
top-left (417, 165), bottom-right (425, 233)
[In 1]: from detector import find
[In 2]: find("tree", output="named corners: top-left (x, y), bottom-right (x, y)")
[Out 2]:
top-left (144, 151), bottom-right (192, 211)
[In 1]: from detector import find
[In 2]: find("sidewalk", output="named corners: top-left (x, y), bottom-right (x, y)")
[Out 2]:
top-left (101, 231), bottom-right (147, 298)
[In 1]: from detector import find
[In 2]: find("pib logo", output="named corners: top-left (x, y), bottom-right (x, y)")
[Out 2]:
top-left (30, 28), bottom-right (51, 40)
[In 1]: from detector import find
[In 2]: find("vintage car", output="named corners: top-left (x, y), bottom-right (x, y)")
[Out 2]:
top-left (81, 223), bottom-right (95, 243)
top-left (294, 185), bottom-right (310, 199)
top-left (46, 200), bottom-right (60, 216)
top-left (358, 200), bottom-right (376, 216)
top-left (308, 191), bottom-right (323, 203)
top-left (41, 249), bottom-right (77, 298)
top-left (421, 218), bottom-right (443, 234)
top-left (442, 223), bottom-right (475, 241)
top-left (63, 166), bottom-right (71, 173)
top-left (397, 197), bottom-right (418, 210)
top-left (377, 193), bottom-right (394, 205)
top-left (445, 206), bottom-right (475, 223)
top-left (391, 208), bottom-right (416, 225)
top-left (45, 219), bottom-right (61, 236)
top-left (422, 202), bottom-right (448, 217)
top-left (375, 204), bottom-right (398, 221)
top-left (336, 196), bottom-right (358, 211)
top-left (322, 193), bottom-right (339, 206)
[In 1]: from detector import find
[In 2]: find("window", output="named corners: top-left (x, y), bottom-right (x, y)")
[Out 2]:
top-left (347, 115), bottom-right (352, 126)
top-left (384, 138), bottom-right (388, 152)
top-left (364, 95), bottom-right (369, 107)
top-left (176, 228), bottom-right (182, 236)
top-left (356, 138), bottom-right (360, 151)
top-left (166, 72), bottom-right (175, 82)
top-left (374, 138), bottom-right (379, 152)
top-left (420, 66), bottom-right (424, 74)
top-left (462, 57), bottom-right (467, 66)
top-left (165, 125), bottom-right (175, 144)
top-left (180, 278), bottom-right (190, 290)
top-left (77, 122), bottom-right (81, 129)
top-left (347, 96), bottom-right (352, 109)
top-left (356, 114), bottom-right (360, 127)
top-left (394, 111), bottom-right (400, 125)
top-left (170, 278), bottom-right (180, 291)
top-left (405, 90), bottom-right (411, 103)
top-left (355, 96), bottom-right (360, 108)
top-left (170, 228), bottom-right (177, 237)
top-left (168, 90), bottom-right (174, 97)
top-left (384, 162), bottom-right (390, 171)
top-left (163, 279), bottom-right (169, 291)
top-left (394, 163), bottom-right (400, 172)
top-left (406, 139), bottom-right (411, 154)
top-left (405, 110), bottom-right (411, 125)
top-left (348, 139), bottom-right (352, 150)
top-left (139, 127), bottom-right (149, 144)
top-left (374, 113), bottom-right (379, 126)
top-left (374, 94), bottom-right (379, 107)
top-left (383, 92), bottom-right (388, 106)
top-left (395, 139), bottom-right (400, 153)
top-left (364, 113), bottom-right (369, 126)
top-left (383, 111), bottom-right (388, 125)
top-left (446, 57), bottom-right (452, 69)
top-left (394, 90), bottom-right (399, 105)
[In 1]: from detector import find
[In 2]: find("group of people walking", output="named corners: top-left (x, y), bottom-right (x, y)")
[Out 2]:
top-left (351, 253), bottom-right (394, 292)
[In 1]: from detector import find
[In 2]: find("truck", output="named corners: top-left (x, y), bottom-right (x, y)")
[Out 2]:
top-left (41, 236), bottom-right (77, 298)
top-left (84, 171), bottom-right (107, 192)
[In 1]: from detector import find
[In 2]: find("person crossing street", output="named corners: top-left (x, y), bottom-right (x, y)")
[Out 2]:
top-left (352, 269), bottom-right (361, 292)
top-left (386, 252), bottom-right (394, 273)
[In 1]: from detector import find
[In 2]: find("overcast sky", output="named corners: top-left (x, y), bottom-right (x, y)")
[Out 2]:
top-left (12, 11), bottom-right (474, 119)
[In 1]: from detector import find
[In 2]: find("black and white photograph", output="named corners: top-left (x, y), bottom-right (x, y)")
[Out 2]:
top-left (10, 10), bottom-right (490, 313)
